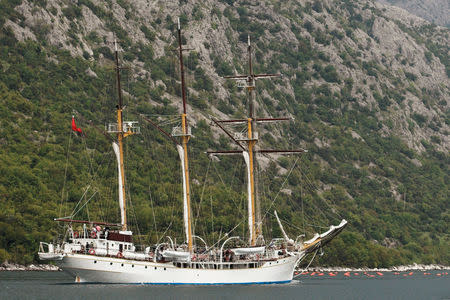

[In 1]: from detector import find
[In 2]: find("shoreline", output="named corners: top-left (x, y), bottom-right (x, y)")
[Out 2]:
top-left (1, 262), bottom-right (60, 271)
top-left (301, 263), bottom-right (449, 272)
top-left (1, 261), bottom-right (448, 272)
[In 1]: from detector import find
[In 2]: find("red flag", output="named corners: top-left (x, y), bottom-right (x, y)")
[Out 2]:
top-left (71, 116), bottom-right (83, 134)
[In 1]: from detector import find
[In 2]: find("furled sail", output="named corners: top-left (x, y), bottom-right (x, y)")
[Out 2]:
top-left (242, 151), bottom-right (254, 244)
top-left (112, 142), bottom-right (125, 227)
top-left (177, 145), bottom-right (190, 246)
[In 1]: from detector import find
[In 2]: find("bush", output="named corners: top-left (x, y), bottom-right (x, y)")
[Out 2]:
top-left (321, 65), bottom-right (340, 83)
top-left (140, 25), bottom-right (156, 41)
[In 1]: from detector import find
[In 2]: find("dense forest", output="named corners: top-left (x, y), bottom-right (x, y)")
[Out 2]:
top-left (0, 0), bottom-right (448, 268)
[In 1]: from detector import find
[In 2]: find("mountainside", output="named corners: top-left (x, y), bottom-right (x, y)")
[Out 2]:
top-left (0, 0), bottom-right (448, 267)
top-left (377, 0), bottom-right (450, 27)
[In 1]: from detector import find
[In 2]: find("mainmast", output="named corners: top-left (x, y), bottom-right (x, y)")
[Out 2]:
top-left (109, 40), bottom-right (139, 232)
top-left (174, 19), bottom-right (193, 253)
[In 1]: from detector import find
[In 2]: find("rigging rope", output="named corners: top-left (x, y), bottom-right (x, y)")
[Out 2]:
top-left (298, 166), bottom-right (343, 221)
top-left (148, 186), bottom-right (158, 241)
top-left (261, 156), bottom-right (300, 220)
top-left (71, 190), bottom-right (98, 218)
top-left (58, 130), bottom-right (72, 227)
top-left (293, 248), bottom-right (319, 279)
top-left (193, 158), bottom-right (212, 233)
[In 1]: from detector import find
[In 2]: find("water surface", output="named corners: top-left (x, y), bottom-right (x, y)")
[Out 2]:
top-left (0, 270), bottom-right (448, 300)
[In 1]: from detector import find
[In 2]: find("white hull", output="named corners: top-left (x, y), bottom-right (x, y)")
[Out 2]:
top-left (58, 253), bottom-right (303, 285)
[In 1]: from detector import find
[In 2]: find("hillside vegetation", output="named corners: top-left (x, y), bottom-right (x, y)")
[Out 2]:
top-left (0, 0), bottom-right (448, 267)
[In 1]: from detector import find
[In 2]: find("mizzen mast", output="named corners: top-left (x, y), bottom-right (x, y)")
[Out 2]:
top-left (224, 36), bottom-right (280, 246)
top-left (210, 36), bottom-right (306, 246)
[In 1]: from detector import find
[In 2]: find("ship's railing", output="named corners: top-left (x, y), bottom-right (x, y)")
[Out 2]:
top-left (236, 79), bottom-right (254, 89)
top-left (234, 131), bottom-right (258, 141)
top-left (107, 121), bottom-right (140, 134)
top-left (171, 126), bottom-right (191, 137)
top-left (173, 261), bottom-right (264, 269)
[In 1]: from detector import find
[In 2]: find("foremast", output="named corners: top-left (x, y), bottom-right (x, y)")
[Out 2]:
top-left (110, 40), bottom-right (139, 232)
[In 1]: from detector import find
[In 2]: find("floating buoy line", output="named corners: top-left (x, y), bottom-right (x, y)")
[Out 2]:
top-left (294, 270), bottom-right (448, 278)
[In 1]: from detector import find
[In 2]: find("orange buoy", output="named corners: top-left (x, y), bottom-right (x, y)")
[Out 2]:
top-left (437, 273), bottom-right (442, 276)
top-left (318, 273), bottom-right (324, 276)
top-left (394, 272), bottom-right (400, 275)
top-left (354, 273), bottom-right (359, 276)
top-left (344, 272), bottom-right (350, 277)
top-left (310, 272), bottom-right (316, 276)
top-left (376, 272), bottom-right (383, 276)
top-left (301, 271), bottom-right (309, 275)
top-left (408, 272), bottom-right (413, 276)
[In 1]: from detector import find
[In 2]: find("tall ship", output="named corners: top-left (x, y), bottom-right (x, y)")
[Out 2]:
top-left (38, 20), bottom-right (347, 284)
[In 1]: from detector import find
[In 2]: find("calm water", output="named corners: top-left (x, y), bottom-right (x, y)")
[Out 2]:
top-left (0, 271), bottom-right (448, 300)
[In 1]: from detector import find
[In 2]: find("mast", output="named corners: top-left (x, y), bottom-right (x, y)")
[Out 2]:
top-left (175, 18), bottom-right (193, 253)
top-left (211, 36), bottom-right (305, 246)
top-left (109, 39), bottom-right (139, 232)
top-left (246, 36), bottom-right (258, 246)
top-left (115, 39), bottom-right (127, 232)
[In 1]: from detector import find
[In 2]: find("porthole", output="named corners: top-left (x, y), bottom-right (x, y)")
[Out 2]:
top-left (121, 263), bottom-right (124, 267)
top-left (110, 262), bottom-right (113, 266)
top-left (145, 266), bottom-right (147, 269)
top-left (132, 265), bottom-right (134, 268)
top-left (94, 261), bottom-right (97, 264)
top-left (164, 268), bottom-right (166, 271)
top-left (154, 267), bottom-right (157, 270)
